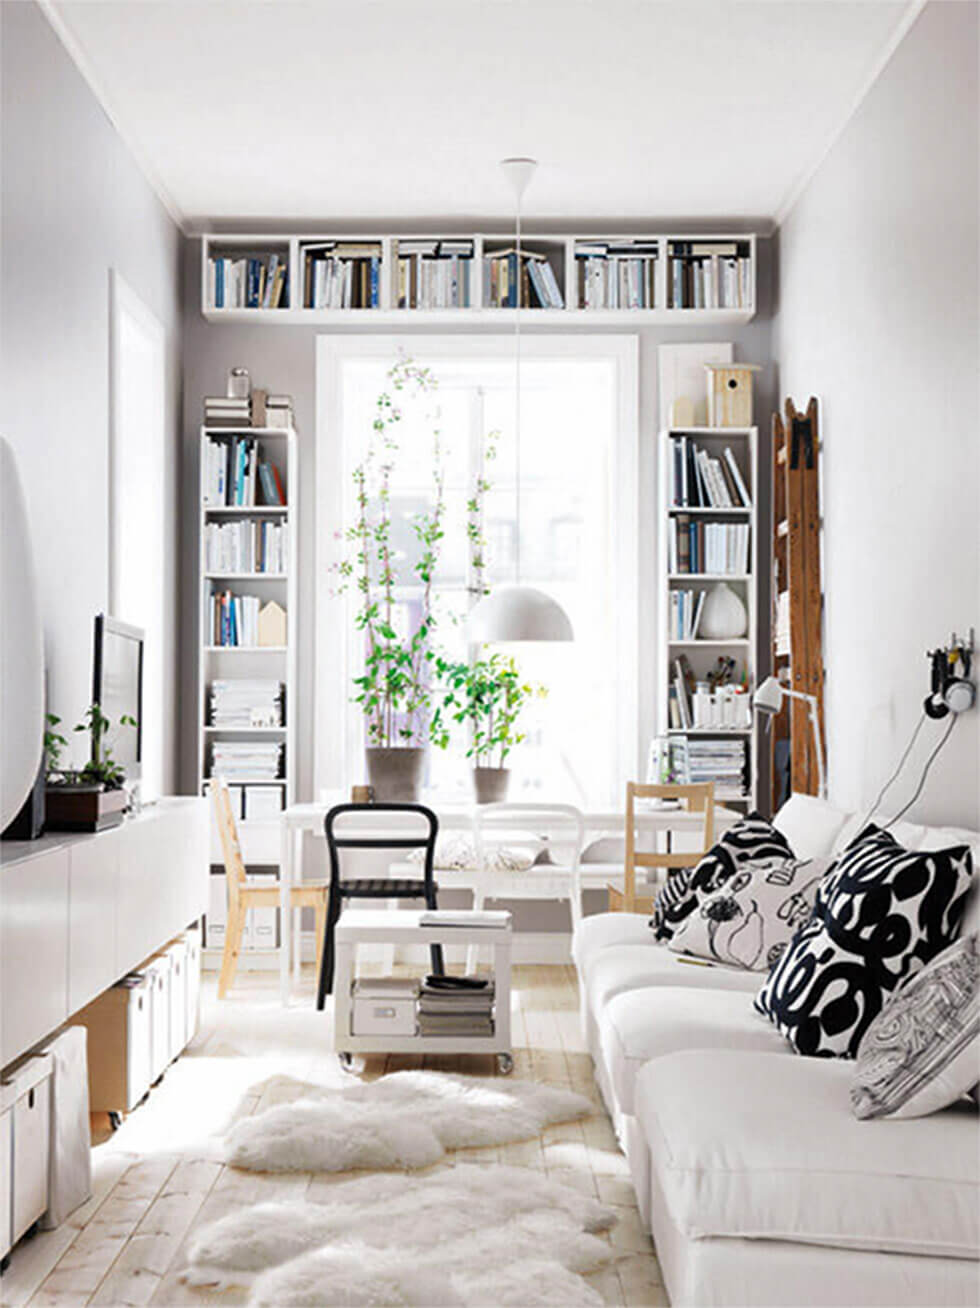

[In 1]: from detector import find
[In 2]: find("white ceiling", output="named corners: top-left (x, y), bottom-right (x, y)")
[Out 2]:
top-left (48, 0), bottom-right (916, 231)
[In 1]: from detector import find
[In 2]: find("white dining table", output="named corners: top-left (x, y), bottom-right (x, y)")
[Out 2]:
top-left (277, 796), bottom-right (740, 1004)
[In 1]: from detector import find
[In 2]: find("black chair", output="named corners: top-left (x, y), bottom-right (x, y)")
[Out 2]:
top-left (315, 802), bottom-right (444, 1009)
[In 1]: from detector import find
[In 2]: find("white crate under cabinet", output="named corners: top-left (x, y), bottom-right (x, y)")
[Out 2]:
top-left (5, 1054), bottom-right (52, 1245)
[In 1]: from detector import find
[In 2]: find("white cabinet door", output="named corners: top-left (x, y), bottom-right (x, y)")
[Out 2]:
top-left (68, 835), bottom-right (120, 1013)
top-left (0, 850), bottom-right (69, 1066)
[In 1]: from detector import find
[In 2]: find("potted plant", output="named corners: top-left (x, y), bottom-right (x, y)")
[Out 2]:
top-left (336, 359), bottom-right (446, 801)
top-left (431, 653), bottom-right (544, 803)
top-left (45, 705), bottom-right (136, 831)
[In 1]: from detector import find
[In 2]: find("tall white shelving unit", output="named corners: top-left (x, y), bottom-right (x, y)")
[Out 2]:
top-left (656, 427), bottom-right (760, 810)
top-left (197, 425), bottom-right (297, 960)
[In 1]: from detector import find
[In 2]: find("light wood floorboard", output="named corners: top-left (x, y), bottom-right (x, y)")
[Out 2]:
top-left (4, 965), bottom-right (666, 1308)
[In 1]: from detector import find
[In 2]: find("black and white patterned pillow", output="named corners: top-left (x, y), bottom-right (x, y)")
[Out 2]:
top-left (651, 812), bottom-right (795, 942)
top-left (755, 827), bottom-right (974, 1058)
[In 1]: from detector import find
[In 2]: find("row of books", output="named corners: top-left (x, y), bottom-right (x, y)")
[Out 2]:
top-left (668, 242), bottom-right (752, 309)
top-left (209, 254), bottom-right (288, 310)
top-left (483, 250), bottom-right (564, 308)
top-left (209, 679), bottom-right (283, 728)
top-left (211, 741), bottom-right (283, 782)
top-left (576, 240), bottom-right (658, 310)
top-left (203, 437), bottom-right (286, 507)
top-left (302, 242), bottom-right (381, 309)
top-left (205, 520), bottom-right (288, 574)
top-left (669, 520), bottom-right (751, 575)
top-left (669, 588), bottom-right (708, 641)
top-left (669, 436), bottom-right (751, 509)
top-left (208, 592), bottom-right (264, 647)
top-left (397, 254), bottom-right (473, 308)
top-left (204, 392), bottom-right (293, 430)
top-left (667, 736), bottom-right (747, 798)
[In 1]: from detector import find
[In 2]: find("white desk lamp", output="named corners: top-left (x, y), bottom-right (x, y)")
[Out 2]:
top-left (753, 675), bottom-right (826, 799)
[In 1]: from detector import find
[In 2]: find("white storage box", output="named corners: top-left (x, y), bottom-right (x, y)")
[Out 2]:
top-left (76, 974), bottom-right (153, 1113)
top-left (163, 941), bottom-right (188, 1061)
top-left (5, 1054), bottom-right (52, 1244)
top-left (145, 958), bottom-right (170, 1083)
top-left (0, 1086), bottom-right (12, 1264)
top-left (183, 928), bottom-right (202, 1042)
top-left (351, 978), bottom-right (419, 1037)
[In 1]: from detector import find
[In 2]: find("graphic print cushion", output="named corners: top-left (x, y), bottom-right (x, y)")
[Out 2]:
top-left (650, 812), bottom-right (795, 942)
top-left (755, 827), bottom-right (974, 1058)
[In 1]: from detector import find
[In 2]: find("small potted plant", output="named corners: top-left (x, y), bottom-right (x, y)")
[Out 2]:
top-left (45, 705), bottom-right (136, 832)
top-left (432, 653), bottom-right (544, 803)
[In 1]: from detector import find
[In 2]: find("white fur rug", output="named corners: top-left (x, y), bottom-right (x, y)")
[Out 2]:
top-left (221, 1071), bottom-right (594, 1173)
top-left (182, 1164), bottom-right (616, 1306)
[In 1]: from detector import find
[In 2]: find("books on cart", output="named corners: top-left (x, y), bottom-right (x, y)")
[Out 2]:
top-left (418, 910), bottom-right (511, 930)
top-left (418, 974), bottom-right (495, 1037)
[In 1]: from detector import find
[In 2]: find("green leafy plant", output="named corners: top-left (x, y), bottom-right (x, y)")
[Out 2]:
top-left (431, 653), bottom-right (545, 768)
top-left (47, 704), bottom-right (137, 790)
top-left (336, 358), bottom-right (446, 748)
top-left (466, 426), bottom-right (498, 602)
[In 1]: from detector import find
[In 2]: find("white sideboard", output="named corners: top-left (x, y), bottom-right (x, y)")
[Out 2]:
top-left (0, 798), bottom-right (208, 1070)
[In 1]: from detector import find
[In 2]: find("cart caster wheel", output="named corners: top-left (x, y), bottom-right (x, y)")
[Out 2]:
top-left (108, 1111), bottom-right (123, 1132)
top-left (338, 1052), bottom-right (355, 1072)
top-left (497, 1053), bottom-right (514, 1076)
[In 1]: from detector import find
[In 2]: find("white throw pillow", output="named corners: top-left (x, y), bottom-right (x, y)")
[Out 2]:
top-left (408, 836), bottom-right (536, 873)
top-left (667, 856), bottom-right (829, 972)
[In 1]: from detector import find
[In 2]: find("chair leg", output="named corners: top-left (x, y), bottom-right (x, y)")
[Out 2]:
top-left (424, 886), bottom-right (444, 976)
top-left (316, 888), bottom-right (342, 1009)
top-left (218, 905), bottom-right (243, 999)
top-left (313, 898), bottom-right (328, 990)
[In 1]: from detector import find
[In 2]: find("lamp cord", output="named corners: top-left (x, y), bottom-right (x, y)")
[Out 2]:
top-left (858, 710), bottom-right (927, 829)
top-left (514, 189), bottom-right (522, 586)
top-left (884, 714), bottom-right (957, 827)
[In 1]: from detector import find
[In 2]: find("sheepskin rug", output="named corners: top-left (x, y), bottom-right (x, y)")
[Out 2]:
top-left (221, 1071), bottom-right (594, 1173)
top-left (182, 1163), bottom-right (616, 1306)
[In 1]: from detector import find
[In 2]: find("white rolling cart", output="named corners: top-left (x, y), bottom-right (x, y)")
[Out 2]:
top-left (332, 909), bottom-right (514, 1074)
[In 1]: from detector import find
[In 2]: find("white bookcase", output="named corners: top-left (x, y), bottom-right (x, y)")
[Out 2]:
top-left (197, 425), bottom-right (297, 957)
top-left (200, 231), bottom-right (756, 325)
top-left (656, 427), bottom-right (760, 810)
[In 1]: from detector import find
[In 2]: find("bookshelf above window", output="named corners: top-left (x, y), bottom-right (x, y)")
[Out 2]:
top-left (201, 232), bottom-right (756, 323)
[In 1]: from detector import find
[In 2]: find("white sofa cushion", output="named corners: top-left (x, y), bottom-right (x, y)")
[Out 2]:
top-left (772, 794), bottom-right (850, 859)
top-left (635, 1049), bottom-right (980, 1260)
top-left (571, 910), bottom-right (652, 972)
top-left (601, 987), bottom-right (788, 1115)
top-left (587, 943), bottom-right (759, 1019)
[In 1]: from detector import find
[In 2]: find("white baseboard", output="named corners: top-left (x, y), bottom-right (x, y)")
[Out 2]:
top-left (203, 931), bottom-right (571, 972)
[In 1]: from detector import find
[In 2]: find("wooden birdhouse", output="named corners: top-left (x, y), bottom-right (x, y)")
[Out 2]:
top-left (705, 363), bottom-right (761, 428)
top-left (257, 600), bottom-right (287, 647)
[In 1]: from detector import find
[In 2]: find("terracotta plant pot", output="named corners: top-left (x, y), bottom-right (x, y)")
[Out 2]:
top-left (45, 783), bottom-right (127, 832)
top-left (364, 747), bottom-right (425, 803)
top-left (473, 766), bottom-right (510, 805)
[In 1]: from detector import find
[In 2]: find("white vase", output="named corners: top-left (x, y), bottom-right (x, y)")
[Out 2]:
top-left (699, 583), bottom-right (748, 640)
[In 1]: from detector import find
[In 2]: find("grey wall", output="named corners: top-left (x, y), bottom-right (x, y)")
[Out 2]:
top-left (181, 238), bottom-right (776, 917)
top-left (0, 1), bottom-right (183, 786)
top-left (775, 1), bottom-right (979, 828)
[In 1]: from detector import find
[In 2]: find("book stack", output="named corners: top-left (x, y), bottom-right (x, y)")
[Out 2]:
top-left (204, 395), bottom-right (251, 428)
top-left (205, 519), bottom-right (287, 573)
top-left (203, 436), bottom-right (286, 506)
top-left (667, 241), bottom-right (752, 309)
top-left (663, 736), bottom-right (747, 799)
top-left (302, 242), bottom-right (382, 308)
top-left (211, 741), bottom-right (282, 782)
top-left (669, 518), bottom-right (750, 574)
top-left (417, 975), bottom-right (495, 1038)
top-left (396, 240), bottom-right (474, 308)
top-left (670, 589), bottom-right (707, 641)
top-left (209, 591), bottom-right (261, 646)
top-left (209, 680), bottom-right (283, 728)
top-left (669, 437), bottom-right (751, 509)
top-left (483, 250), bottom-right (564, 308)
top-left (208, 253), bottom-right (288, 310)
top-left (575, 240), bottom-right (658, 309)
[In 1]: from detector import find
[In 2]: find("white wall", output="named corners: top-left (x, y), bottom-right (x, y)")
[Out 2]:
top-left (0, 1), bottom-right (183, 786)
top-left (776, 1), bottom-right (979, 827)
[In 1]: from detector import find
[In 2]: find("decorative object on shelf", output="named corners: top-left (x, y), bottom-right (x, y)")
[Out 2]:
top-left (466, 159), bottom-right (573, 645)
top-left (44, 704), bottom-right (135, 832)
top-left (699, 582), bottom-right (748, 640)
top-left (705, 362), bottom-right (761, 427)
top-left (659, 342), bottom-right (733, 428)
top-left (257, 600), bottom-right (287, 647)
top-left (228, 366), bottom-right (250, 399)
top-left (754, 675), bottom-right (825, 799)
top-left (431, 653), bottom-right (544, 804)
top-left (0, 438), bottom-right (44, 831)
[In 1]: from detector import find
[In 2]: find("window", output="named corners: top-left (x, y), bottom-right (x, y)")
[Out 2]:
top-left (316, 336), bottom-right (638, 808)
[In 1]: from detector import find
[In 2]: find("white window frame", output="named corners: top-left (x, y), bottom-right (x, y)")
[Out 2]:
top-left (314, 333), bottom-right (640, 804)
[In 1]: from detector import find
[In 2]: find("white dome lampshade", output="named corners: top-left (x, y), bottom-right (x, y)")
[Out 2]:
top-left (467, 586), bottom-right (573, 644)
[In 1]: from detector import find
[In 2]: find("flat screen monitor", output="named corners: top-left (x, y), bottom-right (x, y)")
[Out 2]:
top-left (93, 614), bottom-right (144, 783)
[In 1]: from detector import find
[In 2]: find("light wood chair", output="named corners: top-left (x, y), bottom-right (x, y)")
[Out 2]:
top-left (210, 779), bottom-right (330, 998)
top-left (608, 781), bottom-right (716, 914)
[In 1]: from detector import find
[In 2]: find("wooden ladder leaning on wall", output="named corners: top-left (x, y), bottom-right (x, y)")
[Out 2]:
top-left (771, 397), bottom-right (826, 810)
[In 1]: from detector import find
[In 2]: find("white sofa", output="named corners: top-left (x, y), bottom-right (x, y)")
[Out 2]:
top-left (572, 794), bottom-right (980, 1307)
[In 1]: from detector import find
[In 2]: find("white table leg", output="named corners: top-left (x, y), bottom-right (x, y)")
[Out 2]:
top-left (279, 818), bottom-right (294, 1005)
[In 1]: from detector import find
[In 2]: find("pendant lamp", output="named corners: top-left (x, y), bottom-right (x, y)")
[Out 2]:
top-left (467, 158), bottom-right (573, 645)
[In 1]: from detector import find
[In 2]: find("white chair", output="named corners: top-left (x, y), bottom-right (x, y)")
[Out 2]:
top-left (469, 803), bottom-right (586, 970)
